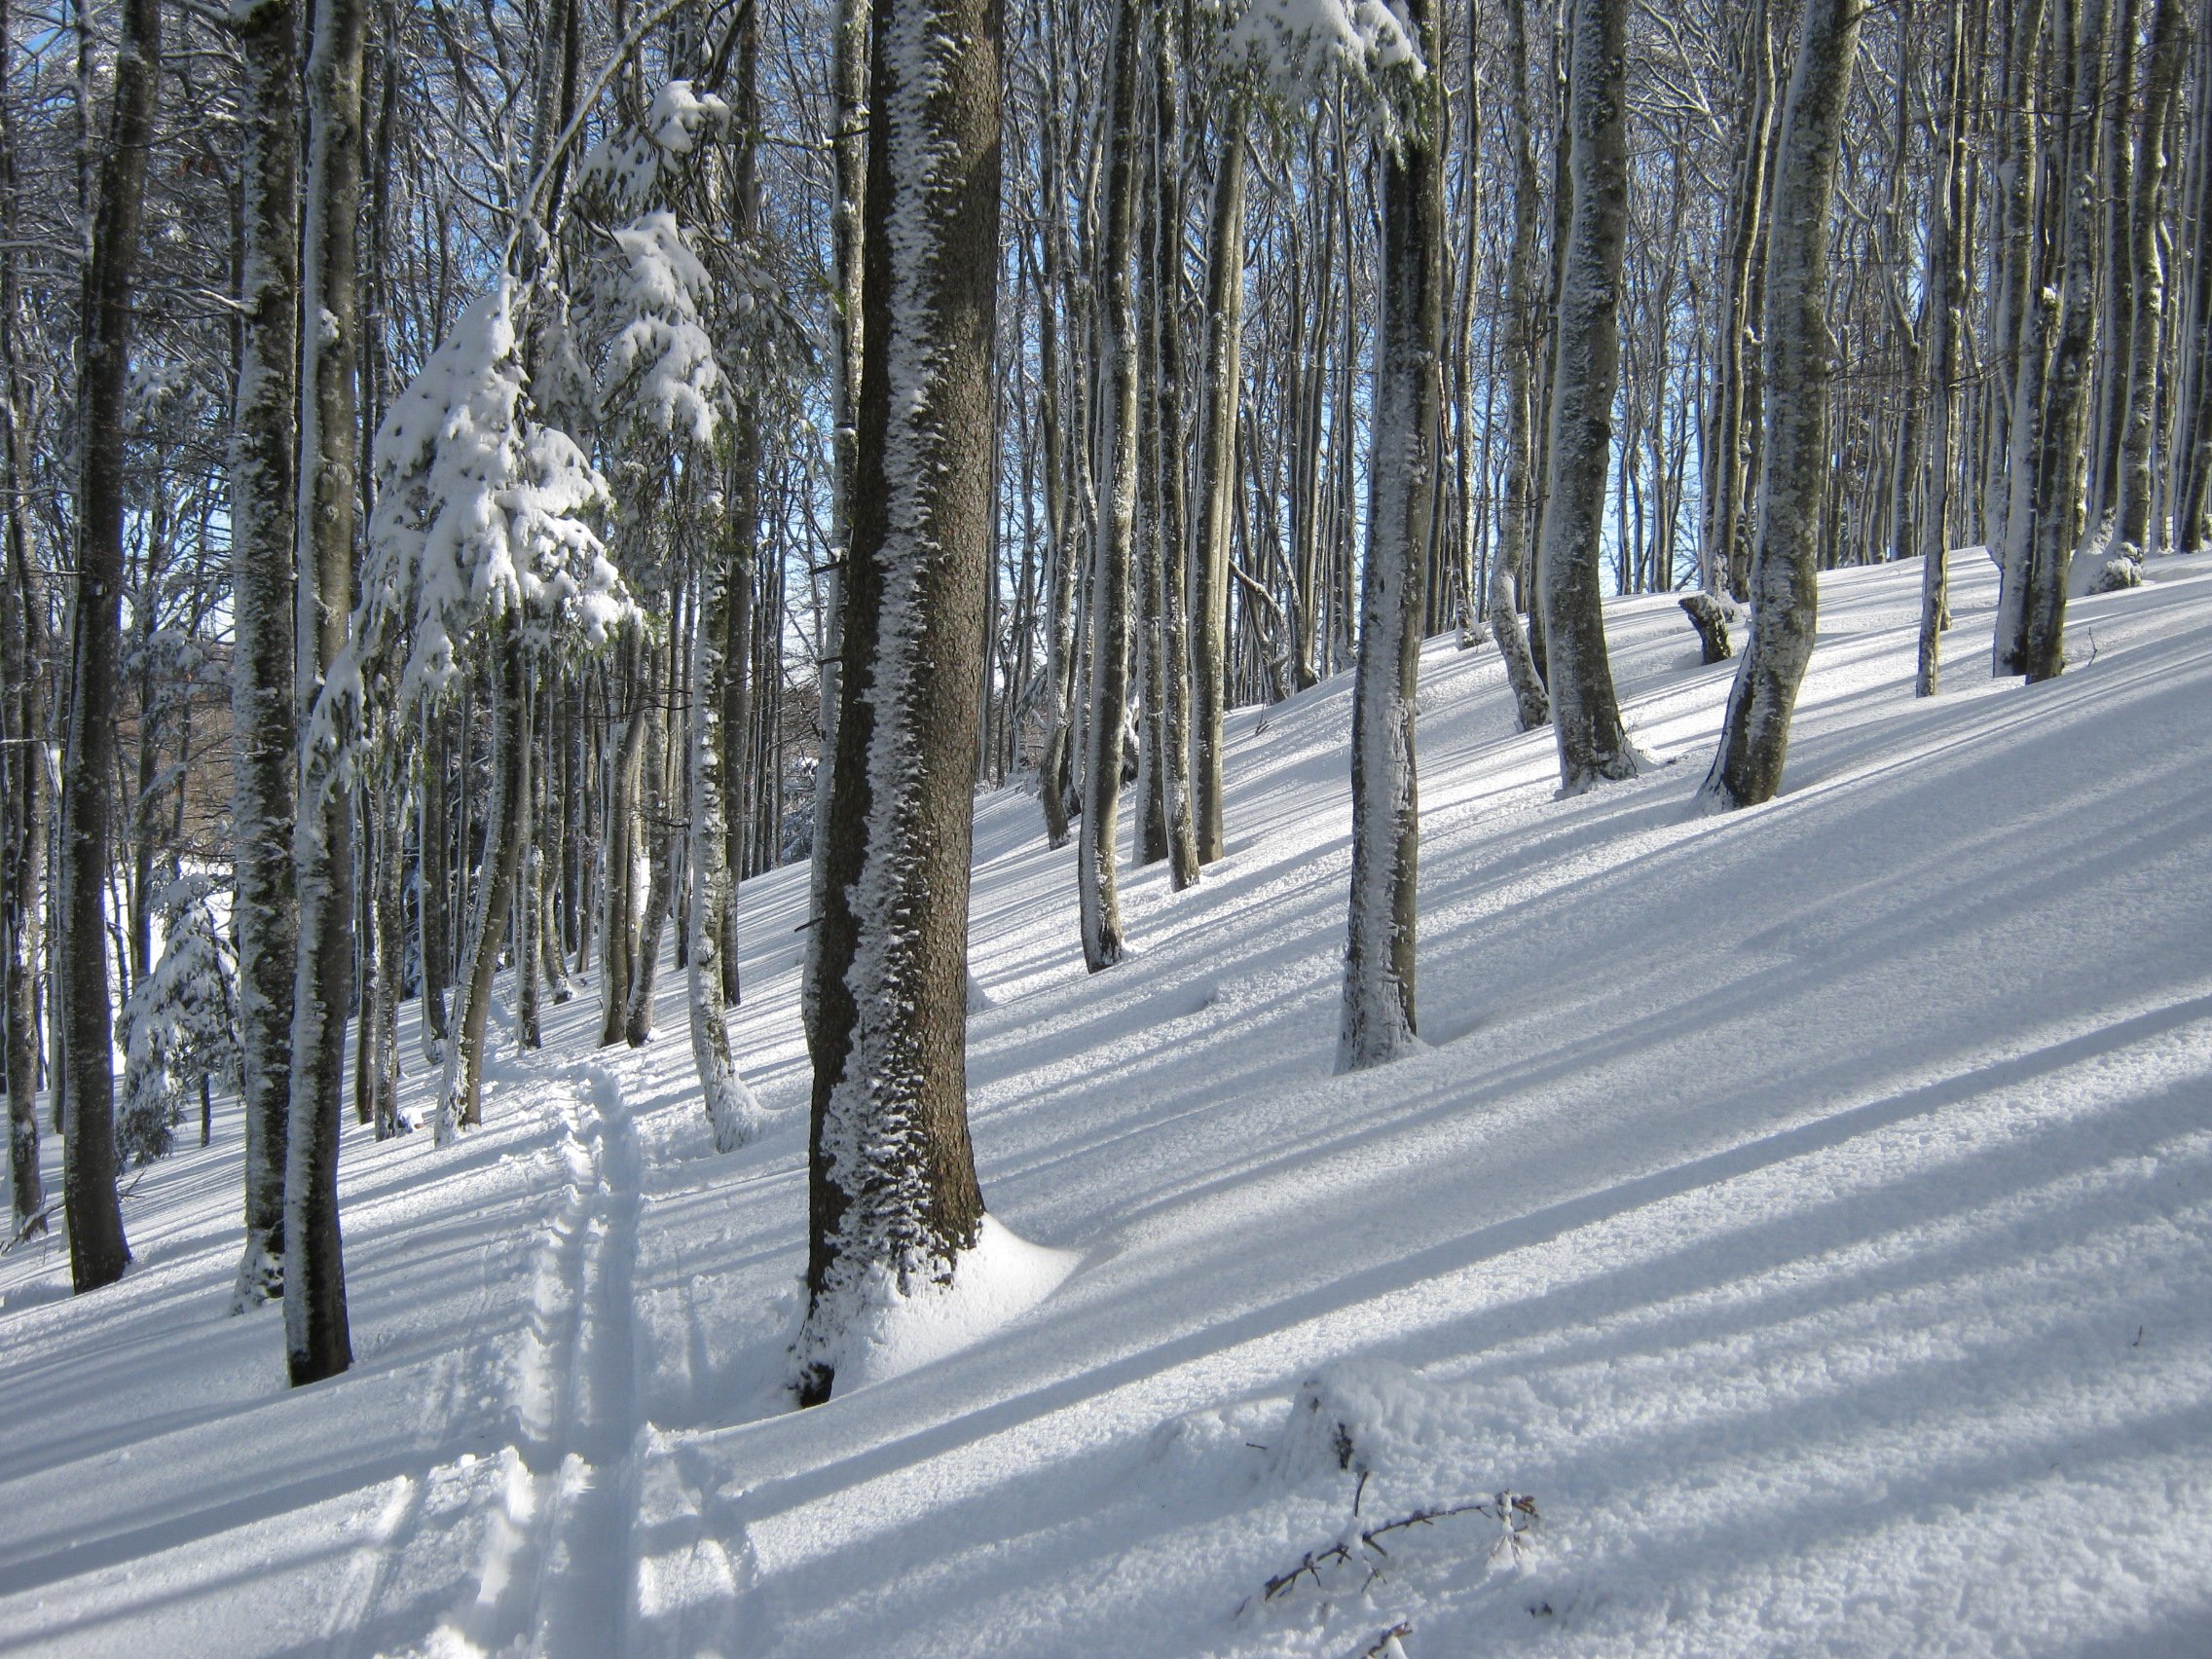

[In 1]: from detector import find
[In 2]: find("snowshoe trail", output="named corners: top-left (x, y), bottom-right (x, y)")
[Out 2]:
top-left (440, 1062), bottom-right (644, 1657)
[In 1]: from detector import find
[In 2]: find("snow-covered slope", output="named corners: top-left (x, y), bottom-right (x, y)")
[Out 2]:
top-left (4, 551), bottom-right (2208, 1658)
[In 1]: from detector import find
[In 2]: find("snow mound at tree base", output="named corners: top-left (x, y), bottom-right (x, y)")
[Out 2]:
top-left (828, 1214), bottom-right (1079, 1393)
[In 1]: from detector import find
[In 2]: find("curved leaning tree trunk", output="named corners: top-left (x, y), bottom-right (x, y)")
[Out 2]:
top-left (57, 0), bottom-right (161, 1294)
top-left (1536, 0), bottom-right (1639, 795)
top-left (796, 0), bottom-right (996, 1405)
top-left (1489, 0), bottom-right (1550, 732)
top-left (1698, 0), bottom-right (1863, 809)
top-left (286, 0), bottom-right (366, 1384)
top-left (228, 0), bottom-right (300, 1307)
top-left (1076, 0), bottom-right (1142, 974)
top-left (1339, 2), bottom-right (1444, 1074)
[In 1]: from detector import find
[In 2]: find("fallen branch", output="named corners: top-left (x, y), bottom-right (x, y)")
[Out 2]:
top-left (1254, 1491), bottom-right (1538, 1606)
top-left (1358, 1621), bottom-right (1413, 1659)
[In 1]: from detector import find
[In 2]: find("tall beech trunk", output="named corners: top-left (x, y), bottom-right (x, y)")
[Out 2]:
top-left (689, 461), bottom-right (764, 1153)
top-left (1077, 0), bottom-right (1141, 974)
top-left (1536, 0), bottom-right (1639, 794)
top-left (1152, 6), bottom-right (1198, 891)
top-left (286, 0), bottom-right (364, 1383)
top-left (1699, 0), bottom-right (1862, 808)
top-left (797, 0), bottom-right (995, 1404)
top-left (1490, 0), bottom-right (1550, 731)
top-left (59, 0), bottom-right (161, 1294)
top-left (2114, 0), bottom-right (2195, 555)
top-left (803, 0), bottom-right (866, 1012)
top-left (1340, 0), bottom-right (1443, 1073)
top-left (439, 628), bottom-right (526, 1139)
top-left (228, 0), bottom-right (299, 1306)
top-left (418, 702), bottom-right (451, 1056)
top-left (2018, 0), bottom-right (2109, 682)
top-left (0, 0), bottom-right (44, 1239)
top-left (1704, 0), bottom-right (1775, 598)
top-left (599, 641), bottom-right (646, 1046)
top-left (624, 637), bottom-right (674, 1043)
top-left (1192, 110), bottom-right (1245, 867)
top-left (1917, 0), bottom-right (1971, 696)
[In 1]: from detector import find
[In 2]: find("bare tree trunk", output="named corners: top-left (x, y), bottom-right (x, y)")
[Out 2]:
top-left (226, 0), bottom-right (300, 1305)
top-left (439, 628), bottom-right (525, 1138)
top-left (2018, 0), bottom-right (2109, 682)
top-left (1152, 7), bottom-right (1198, 892)
top-left (0, 0), bottom-right (45, 1240)
top-left (1702, 1), bottom-right (1774, 598)
top-left (599, 643), bottom-right (645, 1046)
top-left (418, 702), bottom-right (450, 1056)
top-left (1536, 0), bottom-right (1639, 794)
top-left (1918, 0), bottom-right (1972, 696)
top-left (2114, 0), bottom-right (2195, 555)
top-left (286, 0), bottom-right (363, 1382)
top-left (1699, 0), bottom-right (1862, 808)
top-left (58, 0), bottom-right (161, 1294)
top-left (1490, 0), bottom-right (1551, 731)
top-left (689, 463), bottom-right (764, 1153)
top-left (796, 0), bottom-right (996, 1404)
top-left (1192, 110), bottom-right (1246, 866)
top-left (1340, 0), bottom-right (1443, 1073)
top-left (1077, 0), bottom-right (1142, 974)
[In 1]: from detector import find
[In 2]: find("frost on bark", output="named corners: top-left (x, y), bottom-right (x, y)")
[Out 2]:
top-left (227, 0), bottom-right (300, 1309)
top-left (58, 0), bottom-right (160, 1294)
top-left (689, 478), bottom-right (765, 1153)
top-left (287, 0), bottom-right (364, 1383)
top-left (1077, 0), bottom-right (1142, 974)
top-left (1535, 0), bottom-right (1638, 794)
top-left (1193, 111), bottom-right (1247, 867)
top-left (804, 0), bottom-right (866, 1056)
top-left (1698, 0), bottom-right (1862, 810)
top-left (1339, 0), bottom-right (1442, 1074)
top-left (1488, 0), bottom-right (1549, 732)
top-left (418, 703), bottom-right (451, 1058)
top-left (797, 0), bottom-right (995, 1404)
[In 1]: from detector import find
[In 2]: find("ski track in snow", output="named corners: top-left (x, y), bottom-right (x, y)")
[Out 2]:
top-left (434, 1058), bottom-right (645, 1659)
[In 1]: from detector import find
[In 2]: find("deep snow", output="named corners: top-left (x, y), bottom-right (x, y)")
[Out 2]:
top-left (3, 549), bottom-right (2208, 1657)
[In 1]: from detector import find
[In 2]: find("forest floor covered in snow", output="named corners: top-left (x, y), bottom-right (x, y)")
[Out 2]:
top-left (4, 549), bottom-right (2210, 1658)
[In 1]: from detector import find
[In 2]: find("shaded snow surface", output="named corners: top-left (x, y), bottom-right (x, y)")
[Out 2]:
top-left (4, 551), bottom-right (2210, 1657)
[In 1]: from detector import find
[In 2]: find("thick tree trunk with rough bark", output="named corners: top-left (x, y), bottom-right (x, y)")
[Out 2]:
top-left (797, 0), bottom-right (995, 1404)
top-left (1699, 0), bottom-right (1862, 808)
top-left (59, 0), bottom-right (161, 1294)
top-left (1340, 2), bottom-right (1443, 1073)
top-left (227, 0), bottom-right (299, 1309)
top-left (2018, 0), bottom-right (2109, 682)
top-left (1536, 0), bottom-right (1639, 794)
top-left (286, 0), bottom-right (364, 1383)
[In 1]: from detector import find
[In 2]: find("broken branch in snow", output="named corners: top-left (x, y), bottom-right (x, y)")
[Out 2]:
top-left (1251, 1491), bottom-right (1539, 1608)
top-left (1359, 1621), bottom-right (1414, 1659)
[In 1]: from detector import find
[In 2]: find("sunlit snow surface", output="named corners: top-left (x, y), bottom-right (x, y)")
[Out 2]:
top-left (4, 551), bottom-right (2209, 1656)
